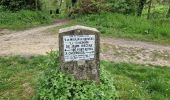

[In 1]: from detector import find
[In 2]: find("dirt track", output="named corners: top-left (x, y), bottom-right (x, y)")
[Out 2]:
top-left (101, 38), bottom-right (170, 67)
top-left (0, 22), bottom-right (170, 66)
top-left (0, 22), bottom-right (66, 56)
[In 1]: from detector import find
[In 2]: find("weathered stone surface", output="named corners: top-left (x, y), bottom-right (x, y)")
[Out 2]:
top-left (59, 25), bottom-right (100, 82)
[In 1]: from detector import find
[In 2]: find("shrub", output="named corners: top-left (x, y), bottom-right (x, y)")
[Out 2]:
top-left (0, 0), bottom-right (41, 11)
top-left (69, 0), bottom-right (138, 16)
top-left (108, 0), bottom-right (138, 14)
top-left (69, 0), bottom-right (105, 16)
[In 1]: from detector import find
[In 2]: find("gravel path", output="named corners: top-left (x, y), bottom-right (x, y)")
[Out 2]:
top-left (0, 23), bottom-right (170, 66)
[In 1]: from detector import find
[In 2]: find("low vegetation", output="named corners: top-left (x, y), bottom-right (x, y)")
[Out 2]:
top-left (38, 64), bottom-right (116, 100)
top-left (103, 61), bottom-right (170, 100)
top-left (0, 10), bottom-right (53, 30)
top-left (0, 56), bottom-right (47, 99)
top-left (77, 13), bottom-right (170, 44)
top-left (0, 53), bottom-right (170, 99)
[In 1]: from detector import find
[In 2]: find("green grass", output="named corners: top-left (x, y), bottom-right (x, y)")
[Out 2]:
top-left (0, 10), bottom-right (53, 30)
top-left (76, 13), bottom-right (170, 45)
top-left (0, 55), bottom-right (170, 99)
top-left (102, 61), bottom-right (170, 100)
top-left (0, 56), bottom-right (48, 99)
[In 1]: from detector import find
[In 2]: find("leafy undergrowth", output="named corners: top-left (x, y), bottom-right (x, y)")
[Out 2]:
top-left (0, 52), bottom-right (170, 99)
top-left (103, 61), bottom-right (170, 100)
top-left (38, 51), bottom-right (117, 100)
top-left (0, 10), bottom-right (53, 30)
top-left (142, 4), bottom-right (169, 19)
top-left (76, 13), bottom-right (170, 45)
top-left (38, 67), bottom-right (117, 100)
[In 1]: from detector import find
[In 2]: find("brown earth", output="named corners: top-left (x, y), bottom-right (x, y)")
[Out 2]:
top-left (0, 22), bottom-right (170, 67)
top-left (101, 38), bottom-right (170, 67)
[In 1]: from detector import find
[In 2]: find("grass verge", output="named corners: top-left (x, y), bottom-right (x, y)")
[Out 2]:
top-left (103, 61), bottom-right (170, 100)
top-left (76, 13), bottom-right (170, 45)
top-left (0, 56), bottom-right (48, 99)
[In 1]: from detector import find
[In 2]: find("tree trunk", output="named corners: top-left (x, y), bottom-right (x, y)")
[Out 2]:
top-left (147, 0), bottom-right (152, 19)
top-left (167, 2), bottom-right (170, 17)
top-left (59, 0), bottom-right (62, 7)
top-left (137, 0), bottom-right (147, 16)
top-left (35, 0), bottom-right (38, 10)
top-left (72, 0), bottom-right (77, 6)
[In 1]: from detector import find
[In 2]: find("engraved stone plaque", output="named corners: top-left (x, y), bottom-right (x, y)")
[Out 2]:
top-left (63, 35), bottom-right (95, 62)
top-left (59, 25), bottom-right (100, 82)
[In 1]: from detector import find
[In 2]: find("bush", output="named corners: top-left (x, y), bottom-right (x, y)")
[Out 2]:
top-left (69, 0), bottom-right (138, 17)
top-left (0, 0), bottom-right (41, 11)
top-left (38, 52), bottom-right (117, 99)
top-left (69, 0), bottom-right (105, 16)
top-left (108, 0), bottom-right (138, 14)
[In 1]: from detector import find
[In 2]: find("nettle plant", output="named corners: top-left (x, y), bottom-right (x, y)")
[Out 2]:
top-left (38, 51), bottom-right (117, 100)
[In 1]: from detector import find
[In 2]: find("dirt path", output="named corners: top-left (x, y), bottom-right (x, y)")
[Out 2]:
top-left (0, 23), bottom-right (170, 66)
top-left (0, 21), bottom-right (67, 56)
top-left (101, 38), bottom-right (170, 67)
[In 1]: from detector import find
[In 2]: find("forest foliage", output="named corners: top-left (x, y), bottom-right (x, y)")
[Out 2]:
top-left (0, 0), bottom-right (169, 17)
top-left (0, 0), bottom-right (41, 11)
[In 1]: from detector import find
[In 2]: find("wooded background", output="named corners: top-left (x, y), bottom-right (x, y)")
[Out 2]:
top-left (0, 0), bottom-right (170, 18)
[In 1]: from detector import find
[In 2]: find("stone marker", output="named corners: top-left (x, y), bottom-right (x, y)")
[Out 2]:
top-left (59, 25), bottom-right (100, 82)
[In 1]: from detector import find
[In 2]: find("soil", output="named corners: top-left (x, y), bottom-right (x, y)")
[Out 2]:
top-left (101, 38), bottom-right (170, 67)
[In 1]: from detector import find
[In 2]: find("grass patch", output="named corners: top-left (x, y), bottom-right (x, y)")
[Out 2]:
top-left (0, 10), bottom-right (53, 30)
top-left (103, 61), bottom-right (170, 100)
top-left (76, 13), bottom-right (170, 45)
top-left (0, 54), bottom-right (170, 99)
top-left (0, 56), bottom-right (48, 99)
